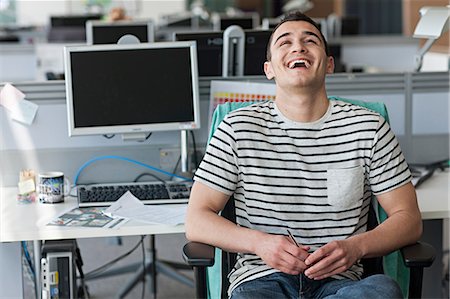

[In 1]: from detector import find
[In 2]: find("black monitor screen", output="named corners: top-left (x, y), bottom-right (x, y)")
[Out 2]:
top-left (175, 32), bottom-right (222, 76)
top-left (64, 42), bottom-right (200, 137)
top-left (244, 30), bottom-right (271, 75)
top-left (328, 43), bottom-right (345, 72)
top-left (49, 14), bottom-right (102, 42)
top-left (175, 29), bottom-right (271, 76)
top-left (220, 17), bottom-right (254, 30)
top-left (86, 20), bottom-right (154, 44)
top-left (51, 14), bottom-right (102, 27)
top-left (341, 16), bottom-right (360, 35)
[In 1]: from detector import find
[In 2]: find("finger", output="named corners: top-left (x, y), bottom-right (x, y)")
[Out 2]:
top-left (309, 263), bottom-right (348, 280)
top-left (275, 258), bottom-right (304, 275)
top-left (305, 256), bottom-right (347, 279)
top-left (305, 246), bottom-right (328, 266)
top-left (284, 245), bottom-right (310, 262)
top-left (304, 251), bottom-right (341, 277)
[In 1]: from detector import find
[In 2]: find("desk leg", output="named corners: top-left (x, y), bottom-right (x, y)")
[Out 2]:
top-left (34, 240), bottom-right (42, 299)
top-left (150, 235), bottom-right (157, 298)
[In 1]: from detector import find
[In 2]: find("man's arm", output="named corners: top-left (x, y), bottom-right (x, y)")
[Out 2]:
top-left (304, 182), bottom-right (422, 280)
top-left (185, 181), bottom-right (311, 274)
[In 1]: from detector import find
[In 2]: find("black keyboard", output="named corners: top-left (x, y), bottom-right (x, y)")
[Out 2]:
top-left (77, 181), bottom-right (192, 207)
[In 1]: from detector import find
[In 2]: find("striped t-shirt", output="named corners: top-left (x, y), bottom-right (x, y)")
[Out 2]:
top-left (193, 100), bottom-right (411, 296)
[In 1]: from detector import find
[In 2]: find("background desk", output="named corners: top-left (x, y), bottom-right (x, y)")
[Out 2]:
top-left (414, 169), bottom-right (449, 298)
top-left (0, 187), bottom-right (185, 298)
top-left (415, 169), bottom-right (449, 220)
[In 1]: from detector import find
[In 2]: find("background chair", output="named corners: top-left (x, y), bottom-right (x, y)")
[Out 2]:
top-left (183, 97), bottom-right (436, 299)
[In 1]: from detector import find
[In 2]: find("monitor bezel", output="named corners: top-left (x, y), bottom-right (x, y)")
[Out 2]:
top-left (64, 41), bottom-right (200, 137)
top-left (212, 12), bottom-right (260, 31)
top-left (85, 19), bottom-right (155, 45)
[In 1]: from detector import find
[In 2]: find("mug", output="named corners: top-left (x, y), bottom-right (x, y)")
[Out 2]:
top-left (38, 171), bottom-right (70, 204)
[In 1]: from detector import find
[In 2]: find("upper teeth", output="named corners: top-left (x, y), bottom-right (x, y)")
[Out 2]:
top-left (289, 59), bottom-right (310, 69)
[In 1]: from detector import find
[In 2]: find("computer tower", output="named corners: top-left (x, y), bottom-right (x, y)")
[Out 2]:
top-left (41, 239), bottom-right (80, 299)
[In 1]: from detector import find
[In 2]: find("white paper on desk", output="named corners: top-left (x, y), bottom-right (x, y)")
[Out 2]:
top-left (0, 83), bottom-right (38, 125)
top-left (104, 191), bottom-right (186, 225)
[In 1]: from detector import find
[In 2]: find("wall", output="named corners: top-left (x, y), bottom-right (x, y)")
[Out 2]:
top-left (402, 0), bottom-right (450, 54)
top-left (15, 0), bottom-right (185, 26)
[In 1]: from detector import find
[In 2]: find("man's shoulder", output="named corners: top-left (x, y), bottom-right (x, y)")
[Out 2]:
top-left (226, 100), bottom-right (274, 119)
top-left (331, 99), bottom-right (384, 120)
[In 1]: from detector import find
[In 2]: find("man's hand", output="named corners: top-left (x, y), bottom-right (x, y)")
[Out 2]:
top-left (254, 234), bottom-right (310, 275)
top-left (304, 239), bottom-right (362, 280)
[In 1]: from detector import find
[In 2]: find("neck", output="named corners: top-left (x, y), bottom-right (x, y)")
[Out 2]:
top-left (275, 87), bottom-right (330, 123)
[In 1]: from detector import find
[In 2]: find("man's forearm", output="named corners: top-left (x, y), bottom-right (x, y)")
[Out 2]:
top-left (351, 208), bottom-right (422, 259)
top-left (186, 207), bottom-right (263, 254)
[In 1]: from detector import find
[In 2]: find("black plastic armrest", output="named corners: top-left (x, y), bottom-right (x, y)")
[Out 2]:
top-left (400, 241), bottom-right (435, 268)
top-left (183, 241), bottom-right (215, 267)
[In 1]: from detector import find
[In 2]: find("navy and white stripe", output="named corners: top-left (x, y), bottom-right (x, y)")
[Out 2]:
top-left (194, 100), bottom-right (411, 295)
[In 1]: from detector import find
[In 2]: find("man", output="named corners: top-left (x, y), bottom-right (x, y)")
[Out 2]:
top-left (186, 11), bottom-right (422, 299)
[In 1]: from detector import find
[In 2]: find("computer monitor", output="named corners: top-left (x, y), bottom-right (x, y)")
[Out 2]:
top-left (51, 14), bottom-right (103, 27)
top-left (212, 13), bottom-right (260, 31)
top-left (86, 20), bottom-right (155, 44)
top-left (339, 16), bottom-right (360, 36)
top-left (64, 41), bottom-right (200, 140)
top-left (328, 43), bottom-right (345, 72)
top-left (174, 29), bottom-right (271, 76)
top-left (48, 14), bottom-right (102, 42)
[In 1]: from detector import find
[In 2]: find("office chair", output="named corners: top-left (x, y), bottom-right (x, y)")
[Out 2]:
top-left (183, 97), bottom-right (436, 299)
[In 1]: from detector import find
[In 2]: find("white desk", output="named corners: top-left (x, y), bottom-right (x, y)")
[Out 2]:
top-left (413, 169), bottom-right (449, 298)
top-left (2, 170), bottom-right (443, 242)
top-left (415, 169), bottom-right (449, 220)
top-left (0, 187), bottom-right (186, 298)
top-left (0, 188), bottom-right (185, 242)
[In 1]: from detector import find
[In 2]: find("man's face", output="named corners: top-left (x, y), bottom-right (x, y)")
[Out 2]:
top-left (264, 20), bottom-right (334, 89)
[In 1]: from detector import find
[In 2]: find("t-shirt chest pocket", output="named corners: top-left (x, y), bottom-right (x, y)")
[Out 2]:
top-left (327, 166), bottom-right (364, 208)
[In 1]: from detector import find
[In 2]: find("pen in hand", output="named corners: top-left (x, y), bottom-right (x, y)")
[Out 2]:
top-left (287, 229), bottom-right (299, 247)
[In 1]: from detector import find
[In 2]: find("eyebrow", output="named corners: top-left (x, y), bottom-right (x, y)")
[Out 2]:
top-left (273, 30), bottom-right (322, 45)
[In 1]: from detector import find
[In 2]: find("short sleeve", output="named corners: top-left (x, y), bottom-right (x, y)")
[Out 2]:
top-left (368, 117), bottom-right (412, 194)
top-left (194, 116), bottom-right (239, 195)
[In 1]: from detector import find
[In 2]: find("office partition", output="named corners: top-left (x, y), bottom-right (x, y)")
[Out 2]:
top-left (1, 72), bottom-right (448, 187)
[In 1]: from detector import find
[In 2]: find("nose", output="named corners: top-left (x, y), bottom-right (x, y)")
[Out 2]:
top-left (292, 40), bottom-right (307, 53)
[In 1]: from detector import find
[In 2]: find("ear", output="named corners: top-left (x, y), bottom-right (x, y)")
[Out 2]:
top-left (264, 61), bottom-right (275, 80)
top-left (326, 56), bottom-right (335, 74)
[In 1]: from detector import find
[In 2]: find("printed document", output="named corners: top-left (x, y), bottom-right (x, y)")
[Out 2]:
top-left (104, 191), bottom-right (187, 225)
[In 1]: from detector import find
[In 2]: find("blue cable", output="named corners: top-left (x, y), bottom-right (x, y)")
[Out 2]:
top-left (21, 241), bottom-right (35, 279)
top-left (74, 155), bottom-right (192, 185)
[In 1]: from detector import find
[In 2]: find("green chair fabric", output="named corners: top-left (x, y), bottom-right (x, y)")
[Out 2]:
top-left (205, 96), bottom-right (409, 299)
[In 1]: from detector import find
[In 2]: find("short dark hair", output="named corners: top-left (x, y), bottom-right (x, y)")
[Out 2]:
top-left (266, 11), bottom-right (330, 61)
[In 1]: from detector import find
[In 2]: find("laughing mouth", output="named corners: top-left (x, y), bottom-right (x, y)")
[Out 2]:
top-left (288, 59), bottom-right (311, 69)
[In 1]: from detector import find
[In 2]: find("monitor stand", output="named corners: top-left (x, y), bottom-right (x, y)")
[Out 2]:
top-left (121, 132), bottom-right (147, 142)
top-left (180, 129), bottom-right (189, 174)
top-left (117, 34), bottom-right (141, 45)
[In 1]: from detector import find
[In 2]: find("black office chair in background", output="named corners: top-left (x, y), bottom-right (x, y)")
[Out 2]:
top-left (182, 99), bottom-right (436, 299)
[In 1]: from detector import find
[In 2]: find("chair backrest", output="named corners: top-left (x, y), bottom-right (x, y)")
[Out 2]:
top-left (205, 97), bottom-right (409, 299)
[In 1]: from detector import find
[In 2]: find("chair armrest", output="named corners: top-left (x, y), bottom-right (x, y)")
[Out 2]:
top-left (400, 241), bottom-right (435, 268)
top-left (182, 241), bottom-right (215, 267)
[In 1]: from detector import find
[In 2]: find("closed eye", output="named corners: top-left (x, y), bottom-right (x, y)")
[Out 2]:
top-left (305, 38), bottom-right (319, 44)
